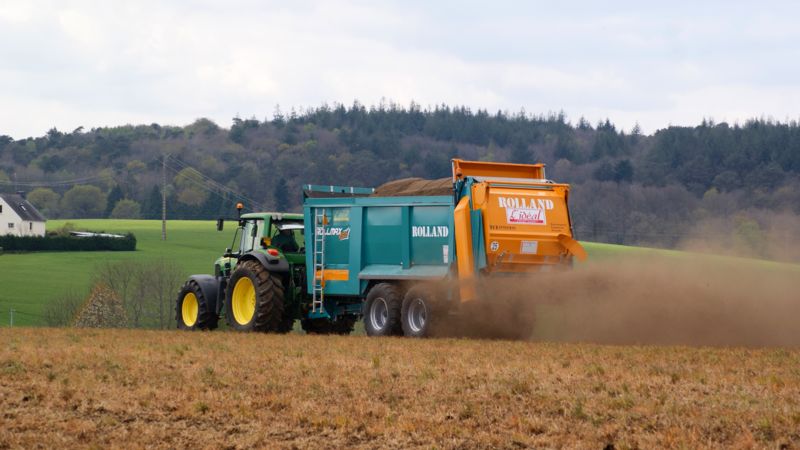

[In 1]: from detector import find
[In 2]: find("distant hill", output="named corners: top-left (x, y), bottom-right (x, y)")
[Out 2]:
top-left (1, 102), bottom-right (798, 257)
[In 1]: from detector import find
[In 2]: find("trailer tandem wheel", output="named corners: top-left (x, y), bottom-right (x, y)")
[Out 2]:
top-left (364, 283), bottom-right (403, 337)
top-left (401, 285), bottom-right (438, 338)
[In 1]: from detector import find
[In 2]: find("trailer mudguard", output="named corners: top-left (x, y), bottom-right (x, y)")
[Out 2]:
top-left (557, 234), bottom-right (588, 262)
top-left (186, 274), bottom-right (221, 315)
top-left (238, 251), bottom-right (291, 273)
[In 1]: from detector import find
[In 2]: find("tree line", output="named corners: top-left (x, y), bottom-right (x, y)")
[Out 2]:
top-left (1, 101), bottom-right (799, 260)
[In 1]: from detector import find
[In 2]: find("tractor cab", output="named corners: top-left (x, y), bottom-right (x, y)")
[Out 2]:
top-left (229, 213), bottom-right (304, 253)
top-left (263, 220), bottom-right (304, 254)
top-left (212, 212), bottom-right (305, 281)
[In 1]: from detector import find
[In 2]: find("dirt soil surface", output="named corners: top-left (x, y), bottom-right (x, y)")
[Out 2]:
top-left (2, 328), bottom-right (799, 449)
top-left (372, 177), bottom-right (453, 197)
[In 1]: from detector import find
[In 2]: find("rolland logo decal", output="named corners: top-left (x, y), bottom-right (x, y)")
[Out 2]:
top-left (507, 208), bottom-right (545, 225)
top-left (497, 196), bottom-right (554, 210)
top-left (497, 196), bottom-right (550, 225)
top-left (317, 227), bottom-right (351, 240)
top-left (411, 225), bottom-right (449, 238)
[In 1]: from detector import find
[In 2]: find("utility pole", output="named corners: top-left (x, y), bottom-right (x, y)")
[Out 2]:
top-left (9, 308), bottom-right (13, 327)
top-left (162, 154), bottom-right (167, 241)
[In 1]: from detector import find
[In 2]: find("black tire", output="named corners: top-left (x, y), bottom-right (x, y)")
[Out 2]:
top-left (275, 276), bottom-right (296, 334)
top-left (331, 316), bottom-right (357, 335)
top-left (225, 260), bottom-right (285, 332)
top-left (363, 283), bottom-right (403, 337)
top-left (301, 316), bottom-right (356, 335)
top-left (176, 279), bottom-right (218, 330)
top-left (276, 313), bottom-right (295, 334)
top-left (401, 285), bottom-right (438, 338)
top-left (300, 318), bottom-right (330, 334)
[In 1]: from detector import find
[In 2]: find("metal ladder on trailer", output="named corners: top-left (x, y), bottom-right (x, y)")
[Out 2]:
top-left (311, 208), bottom-right (326, 313)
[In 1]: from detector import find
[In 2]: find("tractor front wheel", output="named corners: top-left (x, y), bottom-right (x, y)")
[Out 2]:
top-left (225, 260), bottom-right (285, 332)
top-left (176, 280), bottom-right (218, 330)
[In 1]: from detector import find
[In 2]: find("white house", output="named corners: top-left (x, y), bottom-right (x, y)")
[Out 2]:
top-left (0, 193), bottom-right (46, 237)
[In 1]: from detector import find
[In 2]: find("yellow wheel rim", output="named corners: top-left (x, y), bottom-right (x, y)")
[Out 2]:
top-left (232, 276), bottom-right (256, 325)
top-left (182, 292), bottom-right (199, 327)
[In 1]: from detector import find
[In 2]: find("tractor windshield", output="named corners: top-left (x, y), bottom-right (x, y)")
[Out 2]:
top-left (271, 220), bottom-right (304, 253)
top-left (238, 219), bottom-right (263, 253)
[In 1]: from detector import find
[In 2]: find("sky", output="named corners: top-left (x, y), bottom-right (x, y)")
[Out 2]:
top-left (1, 0), bottom-right (799, 139)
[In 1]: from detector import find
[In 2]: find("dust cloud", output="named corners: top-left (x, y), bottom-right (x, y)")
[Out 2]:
top-left (446, 256), bottom-right (800, 347)
top-left (678, 211), bottom-right (800, 263)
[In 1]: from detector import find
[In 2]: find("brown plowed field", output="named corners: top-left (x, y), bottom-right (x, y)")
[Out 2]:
top-left (1, 328), bottom-right (798, 449)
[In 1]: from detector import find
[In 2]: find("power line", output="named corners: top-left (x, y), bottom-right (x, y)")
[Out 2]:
top-left (0, 172), bottom-right (114, 187)
top-left (166, 155), bottom-right (265, 208)
top-left (164, 165), bottom-right (261, 213)
top-left (164, 155), bottom-right (266, 211)
top-left (162, 162), bottom-right (238, 204)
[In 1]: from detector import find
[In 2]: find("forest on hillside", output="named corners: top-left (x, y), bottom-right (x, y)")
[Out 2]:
top-left (1, 102), bottom-right (799, 260)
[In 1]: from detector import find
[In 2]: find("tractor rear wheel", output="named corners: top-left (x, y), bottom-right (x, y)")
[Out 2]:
top-left (176, 280), bottom-right (218, 330)
top-left (225, 260), bottom-right (285, 332)
top-left (364, 283), bottom-right (403, 337)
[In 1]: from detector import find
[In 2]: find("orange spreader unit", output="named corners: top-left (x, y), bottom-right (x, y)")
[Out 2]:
top-left (475, 181), bottom-right (585, 272)
top-left (451, 159), bottom-right (586, 303)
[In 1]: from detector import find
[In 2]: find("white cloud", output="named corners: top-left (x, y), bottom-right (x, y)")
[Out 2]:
top-left (1, 0), bottom-right (799, 138)
top-left (0, 2), bottom-right (36, 23)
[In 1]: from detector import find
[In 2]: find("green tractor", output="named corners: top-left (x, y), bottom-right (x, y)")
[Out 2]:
top-left (175, 206), bottom-right (355, 334)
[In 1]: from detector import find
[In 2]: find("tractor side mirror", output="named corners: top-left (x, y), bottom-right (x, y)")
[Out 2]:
top-left (216, 218), bottom-right (224, 231)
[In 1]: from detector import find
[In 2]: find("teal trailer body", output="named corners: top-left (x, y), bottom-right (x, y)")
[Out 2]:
top-left (303, 195), bottom-right (455, 300)
top-left (300, 160), bottom-right (586, 327)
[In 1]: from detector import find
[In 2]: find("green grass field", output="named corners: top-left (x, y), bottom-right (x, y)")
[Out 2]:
top-left (0, 220), bottom-right (231, 326)
top-left (0, 219), bottom-right (796, 328)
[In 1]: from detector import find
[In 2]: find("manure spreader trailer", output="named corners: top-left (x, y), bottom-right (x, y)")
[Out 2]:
top-left (176, 158), bottom-right (586, 337)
